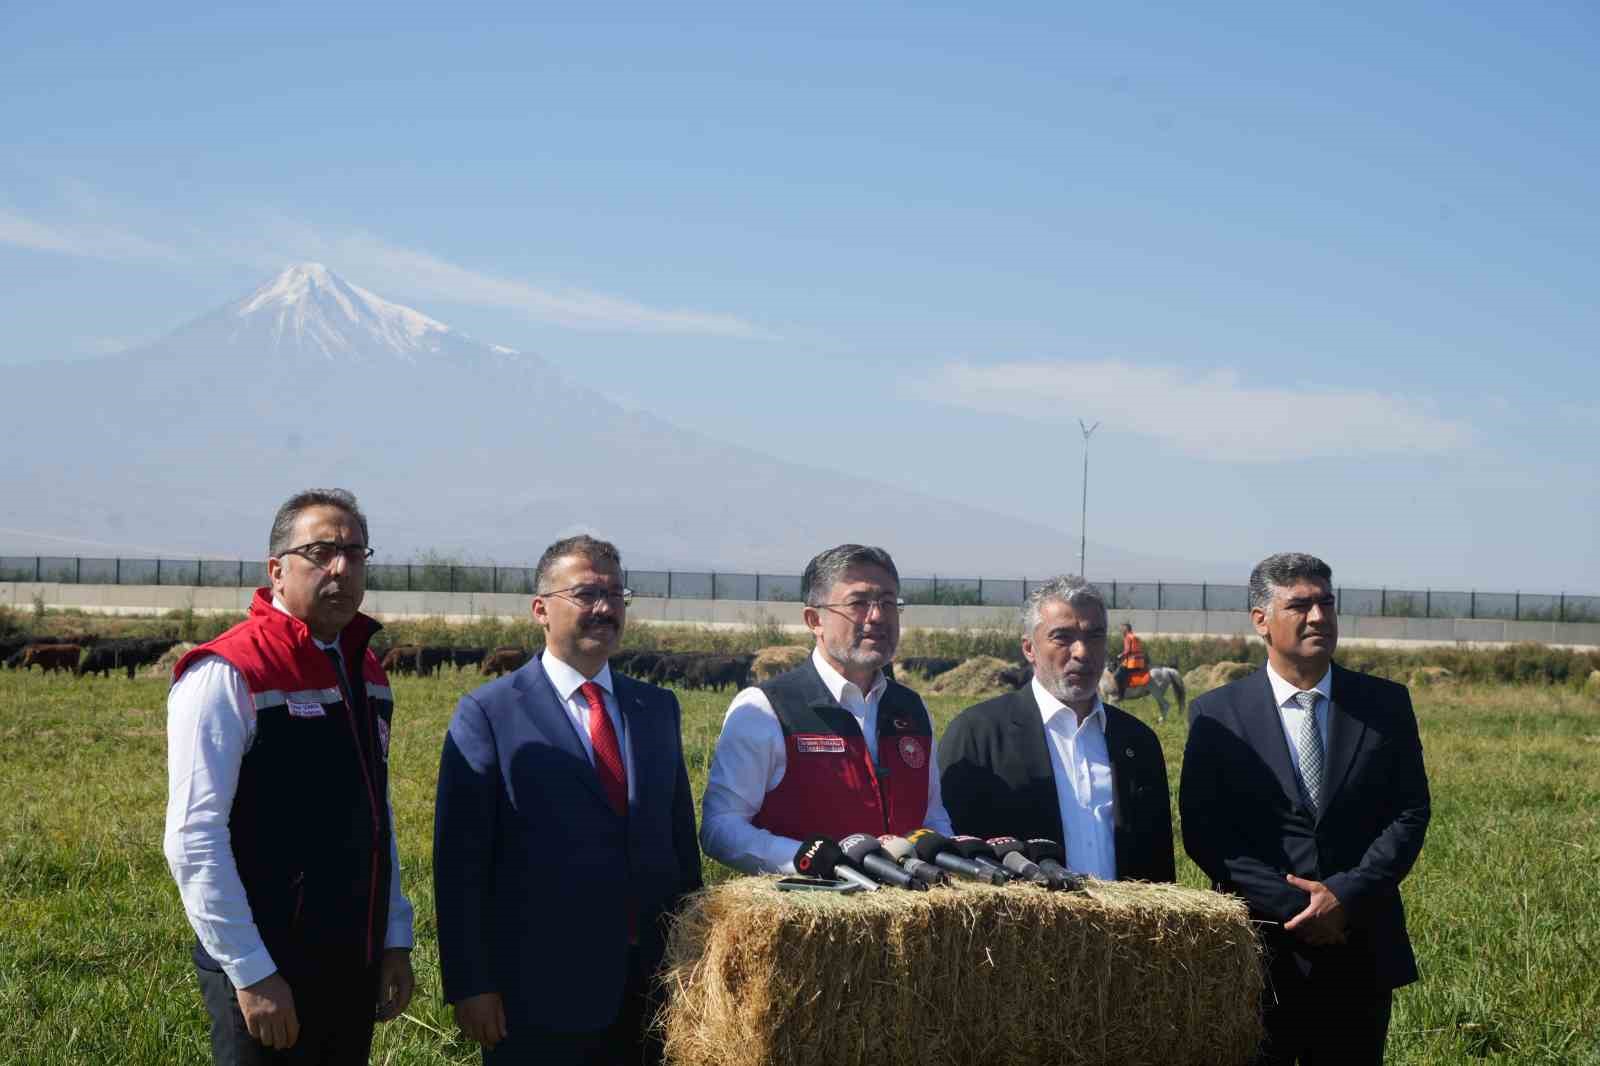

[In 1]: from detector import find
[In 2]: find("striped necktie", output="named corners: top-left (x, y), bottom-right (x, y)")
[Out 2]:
top-left (1292, 690), bottom-right (1325, 813)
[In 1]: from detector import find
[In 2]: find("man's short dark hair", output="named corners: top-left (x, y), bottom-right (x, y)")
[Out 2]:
top-left (802, 544), bottom-right (899, 605)
top-left (1122, 621), bottom-right (1133, 631)
top-left (1248, 552), bottom-right (1334, 613)
top-left (268, 489), bottom-right (369, 557)
top-left (535, 534), bottom-right (623, 592)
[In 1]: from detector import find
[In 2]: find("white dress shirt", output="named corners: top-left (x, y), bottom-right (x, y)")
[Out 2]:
top-left (540, 648), bottom-right (635, 801)
top-left (1265, 661), bottom-right (1333, 782)
top-left (700, 647), bottom-right (955, 874)
top-left (163, 602), bottom-right (414, 989)
top-left (1032, 676), bottom-right (1118, 881)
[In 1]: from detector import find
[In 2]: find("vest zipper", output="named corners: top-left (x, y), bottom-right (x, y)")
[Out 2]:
top-left (336, 668), bottom-right (383, 964)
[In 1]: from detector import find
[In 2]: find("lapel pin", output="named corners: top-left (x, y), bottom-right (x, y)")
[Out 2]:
top-left (1125, 747), bottom-right (1136, 758)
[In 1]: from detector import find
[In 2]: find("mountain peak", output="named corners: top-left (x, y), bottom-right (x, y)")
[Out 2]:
top-left (229, 262), bottom-right (460, 361)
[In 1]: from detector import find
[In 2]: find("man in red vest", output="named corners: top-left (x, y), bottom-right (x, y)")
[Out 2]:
top-left (164, 489), bottom-right (414, 1064)
top-left (700, 543), bottom-right (954, 873)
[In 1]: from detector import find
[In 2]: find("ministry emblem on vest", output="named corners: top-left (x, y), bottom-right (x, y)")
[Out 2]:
top-left (897, 734), bottom-right (926, 770)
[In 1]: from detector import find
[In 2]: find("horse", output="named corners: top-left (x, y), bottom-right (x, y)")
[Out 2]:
top-left (1100, 664), bottom-right (1186, 724)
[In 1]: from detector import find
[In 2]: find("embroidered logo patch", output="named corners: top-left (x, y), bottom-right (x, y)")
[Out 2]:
top-left (376, 718), bottom-right (390, 759)
top-left (796, 734), bottom-right (847, 754)
top-left (287, 700), bottom-right (326, 719)
top-left (898, 735), bottom-right (927, 769)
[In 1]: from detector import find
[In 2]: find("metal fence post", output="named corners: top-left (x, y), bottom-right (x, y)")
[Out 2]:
top-left (157, 558), bottom-right (163, 586)
top-left (1111, 580), bottom-right (1118, 609)
top-left (1381, 587), bottom-right (1386, 616)
top-left (1426, 589), bottom-right (1432, 618)
top-left (1201, 583), bottom-right (1207, 611)
top-left (1560, 593), bottom-right (1566, 622)
top-left (1515, 592), bottom-right (1520, 621)
top-left (1470, 590), bottom-right (1476, 619)
top-left (711, 573), bottom-right (718, 601)
top-left (115, 558), bottom-right (121, 585)
top-left (667, 570), bottom-right (673, 599)
top-left (1157, 581), bottom-right (1163, 610)
top-left (978, 577), bottom-right (984, 605)
top-left (74, 557), bottom-right (80, 584)
top-left (34, 556), bottom-right (40, 582)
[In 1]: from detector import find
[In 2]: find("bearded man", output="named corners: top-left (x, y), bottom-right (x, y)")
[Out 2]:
top-left (700, 543), bottom-right (954, 873)
top-left (937, 575), bottom-right (1175, 882)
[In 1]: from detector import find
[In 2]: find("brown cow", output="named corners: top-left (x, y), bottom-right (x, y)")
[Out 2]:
top-left (480, 647), bottom-right (530, 677)
top-left (381, 645), bottom-right (421, 676)
top-left (19, 644), bottom-right (82, 674)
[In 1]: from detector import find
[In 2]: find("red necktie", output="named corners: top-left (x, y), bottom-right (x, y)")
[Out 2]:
top-left (580, 681), bottom-right (628, 818)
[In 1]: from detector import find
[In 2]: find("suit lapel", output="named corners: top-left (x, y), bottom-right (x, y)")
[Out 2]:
top-left (1009, 688), bottom-right (1065, 844)
top-left (516, 658), bottom-right (611, 810)
top-left (614, 674), bottom-right (659, 812)
top-left (1319, 664), bottom-right (1366, 819)
top-left (1241, 669), bottom-right (1304, 808)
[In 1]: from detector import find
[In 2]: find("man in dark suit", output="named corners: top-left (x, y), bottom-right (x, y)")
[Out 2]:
top-left (434, 535), bottom-right (703, 1065)
top-left (1181, 552), bottom-right (1431, 1065)
top-left (938, 576), bottom-right (1175, 883)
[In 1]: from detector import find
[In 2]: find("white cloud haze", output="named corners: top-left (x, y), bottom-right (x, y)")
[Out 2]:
top-left (914, 359), bottom-right (1473, 462)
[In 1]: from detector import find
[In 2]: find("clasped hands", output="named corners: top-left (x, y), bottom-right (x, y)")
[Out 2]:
top-left (1282, 873), bottom-right (1347, 946)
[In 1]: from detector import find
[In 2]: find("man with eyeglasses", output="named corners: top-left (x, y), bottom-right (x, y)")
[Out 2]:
top-left (1181, 553), bottom-right (1431, 1064)
top-left (434, 534), bottom-right (702, 1065)
top-left (700, 543), bottom-right (954, 874)
top-left (164, 488), bottom-right (414, 1064)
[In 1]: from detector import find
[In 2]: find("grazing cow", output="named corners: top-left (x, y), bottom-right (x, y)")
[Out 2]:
top-left (451, 647), bottom-right (488, 671)
top-left (997, 663), bottom-right (1033, 690)
top-left (616, 650), bottom-right (661, 682)
top-left (684, 654), bottom-right (754, 692)
top-left (418, 646), bottom-right (452, 677)
top-left (480, 647), bottom-right (529, 677)
top-left (4, 649), bottom-right (27, 670)
top-left (19, 644), bottom-right (82, 673)
top-left (651, 652), bottom-right (692, 686)
top-left (79, 638), bottom-right (178, 679)
top-left (382, 645), bottom-right (421, 676)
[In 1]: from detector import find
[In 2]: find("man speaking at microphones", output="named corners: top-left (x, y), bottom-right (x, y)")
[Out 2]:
top-left (434, 535), bottom-right (702, 1065)
top-left (701, 544), bottom-right (955, 874)
top-left (938, 576), bottom-right (1175, 883)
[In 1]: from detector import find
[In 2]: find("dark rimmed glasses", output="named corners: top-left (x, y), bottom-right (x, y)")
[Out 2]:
top-left (541, 584), bottom-right (633, 609)
top-left (810, 596), bottom-right (905, 621)
top-left (277, 541), bottom-right (375, 568)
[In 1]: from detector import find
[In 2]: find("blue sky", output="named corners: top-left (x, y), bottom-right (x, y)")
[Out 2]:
top-left (2, 2), bottom-right (1596, 591)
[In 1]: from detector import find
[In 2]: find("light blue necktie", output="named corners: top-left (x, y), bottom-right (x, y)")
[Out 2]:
top-left (1292, 690), bottom-right (1325, 812)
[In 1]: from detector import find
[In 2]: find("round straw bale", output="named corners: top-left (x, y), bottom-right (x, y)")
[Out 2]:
top-left (928, 656), bottom-right (1018, 697)
top-left (1208, 661), bottom-right (1255, 685)
top-left (1584, 669), bottom-right (1600, 699)
top-left (1183, 664), bottom-right (1216, 695)
top-left (1409, 666), bottom-right (1454, 687)
top-left (146, 642), bottom-right (196, 678)
top-left (751, 646), bottom-right (811, 682)
top-left (658, 877), bottom-right (1263, 1066)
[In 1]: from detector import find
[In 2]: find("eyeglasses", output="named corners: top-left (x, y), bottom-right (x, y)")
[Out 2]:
top-left (278, 541), bottom-right (375, 568)
top-left (810, 596), bottom-right (905, 621)
top-left (541, 584), bottom-right (633, 608)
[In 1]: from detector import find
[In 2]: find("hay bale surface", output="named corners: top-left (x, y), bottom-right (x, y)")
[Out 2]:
top-left (146, 642), bottom-right (196, 678)
top-left (1410, 666), bottom-right (1454, 687)
top-left (660, 878), bottom-right (1262, 1066)
top-left (1183, 665), bottom-right (1215, 695)
top-left (750, 645), bottom-right (811, 682)
top-left (1209, 661), bottom-right (1255, 685)
top-left (1585, 669), bottom-right (1600, 699)
top-left (928, 655), bottom-right (1017, 697)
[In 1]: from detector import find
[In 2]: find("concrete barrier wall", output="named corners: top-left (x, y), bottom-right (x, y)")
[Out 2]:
top-left (5, 582), bottom-right (1599, 648)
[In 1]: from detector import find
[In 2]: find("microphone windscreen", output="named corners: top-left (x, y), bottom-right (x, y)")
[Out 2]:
top-left (1024, 838), bottom-right (1067, 865)
top-left (793, 836), bottom-right (846, 878)
top-left (986, 836), bottom-right (1026, 860)
top-left (906, 828), bottom-right (957, 864)
top-left (877, 835), bottom-right (915, 863)
top-left (950, 835), bottom-right (998, 861)
top-left (839, 833), bottom-right (888, 864)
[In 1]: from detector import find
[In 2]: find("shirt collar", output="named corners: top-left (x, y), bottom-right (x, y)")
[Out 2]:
top-left (811, 646), bottom-right (885, 706)
top-left (1265, 660), bottom-right (1333, 709)
top-left (271, 595), bottom-right (340, 652)
top-left (1031, 675), bottom-right (1106, 733)
top-left (541, 647), bottom-right (614, 701)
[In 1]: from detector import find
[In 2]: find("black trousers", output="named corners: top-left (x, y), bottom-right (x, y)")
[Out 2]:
top-left (1255, 975), bottom-right (1393, 1066)
top-left (196, 964), bottom-right (378, 1066)
top-left (484, 948), bottom-right (658, 1066)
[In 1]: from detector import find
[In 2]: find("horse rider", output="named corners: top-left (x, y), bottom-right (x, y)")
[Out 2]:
top-left (1114, 622), bottom-right (1148, 700)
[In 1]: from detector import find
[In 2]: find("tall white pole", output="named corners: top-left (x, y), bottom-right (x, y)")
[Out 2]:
top-left (1078, 420), bottom-right (1100, 578)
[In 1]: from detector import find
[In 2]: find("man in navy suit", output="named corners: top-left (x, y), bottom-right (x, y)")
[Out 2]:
top-left (434, 535), bottom-right (702, 1065)
top-left (1181, 553), bottom-right (1431, 1065)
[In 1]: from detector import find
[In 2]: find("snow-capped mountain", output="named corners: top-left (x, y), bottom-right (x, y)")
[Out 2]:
top-left (0, 266), bottom-right (1164, 577)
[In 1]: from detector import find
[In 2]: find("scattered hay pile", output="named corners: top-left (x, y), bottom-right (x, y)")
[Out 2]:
top-left (1409, 666), bottom-right (1454, 687)
top-left (145, 642), bottom-right (197, 678)
top-left (927, 656), bottom-right (1022, 697)
top-left (1585, 670), bottom-right (1600, 699)
top-left (659, 877), bottom-right (1262, 1066)
top-left (1183, 660), bottom-right (1256, 695)
top-left (751, 646), bottom-right (811, 682)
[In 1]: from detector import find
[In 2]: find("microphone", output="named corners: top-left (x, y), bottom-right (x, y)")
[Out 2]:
top-left (905, 828), bottom-right (1007, 885)
top-left (948, 836), bottom-right (1017, 883)
top-left (839, 834), bottom-right (927, 890)
top-left (793, 836), bottom-right (880, 892)
top-left (984, 837), bottom-right (1055, 888)
top-left (877, 835), bottom-right (950, 886)
top-left (1023, 838), bottom-right (1088, 892)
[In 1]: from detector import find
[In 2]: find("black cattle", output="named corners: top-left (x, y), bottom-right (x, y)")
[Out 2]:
top-left (997, 663), bottom-right (1033, 690)
top-left (481, 647), bottom-right (529, 676)
top-left (78, 638), bottom-right (177, 679)
top-left (684, 654), bottom-right (753, 692)
top-left (651, 653), bottom-right (692, 686)
top-left (451, 647), bottom-right (488, 670)
top-left (417, 646), bottom-right (452, 677)
top-left (19, 644), bottom-right (82, 673)
top-left (0, 637), bottom-right (33, 666)
top-left (898, 656), bottom-right (962, 679)
top-left (382, 646), bottom-right (420, 675)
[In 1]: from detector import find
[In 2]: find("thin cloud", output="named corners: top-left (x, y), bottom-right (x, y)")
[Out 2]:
top-left (913, 359), bottom-right (1472, 462)
top-left (0, 207), bottom-right (182, 263)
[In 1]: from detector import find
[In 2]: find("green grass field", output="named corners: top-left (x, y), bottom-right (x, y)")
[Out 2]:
top-left (0, 667), bottom-right (1596, 1065)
